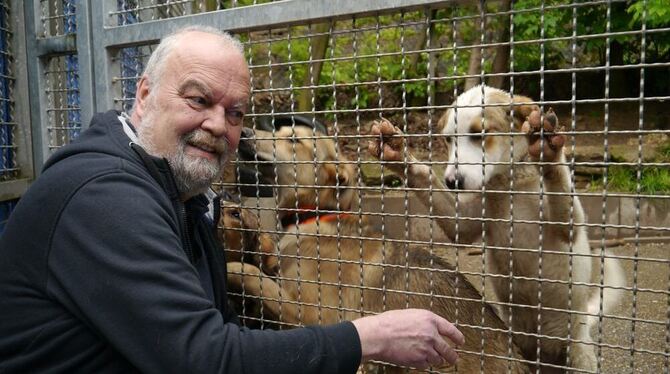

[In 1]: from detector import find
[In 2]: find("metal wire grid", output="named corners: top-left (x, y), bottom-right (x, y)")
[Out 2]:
top-left (0, 2), bottom-right (17, 180)
top-left (221, 2), bottom-right (669, 373)
top-left (42, 0), bottom-right (80, 154)
top-left (44, 54), bottom-right (81, 152)
top-left (48, 0), bottom-right (670, 372)
top-left (109, 0), bottom-right (276, 23)
top-left (38, 0), bottom-right (77, 37)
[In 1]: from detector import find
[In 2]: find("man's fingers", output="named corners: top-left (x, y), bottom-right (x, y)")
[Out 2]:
top-left (425, 347), bottom-right (447, 368)
top-left (436, 317), bottom-right (465, 346)
top-left (433, 336), bottom-right (458, 366)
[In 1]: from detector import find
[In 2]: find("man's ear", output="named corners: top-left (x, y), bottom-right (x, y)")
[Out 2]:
top-left (133, 75), bottom-right (151, 120)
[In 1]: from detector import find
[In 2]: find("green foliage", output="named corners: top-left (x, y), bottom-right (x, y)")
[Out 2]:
top-left (628, 0), bottom-right (670, 28)
top-left (246, 1), bottom-right (669, 111)
top-left (658, 141), bottom-right (670, 160)
top-left (589, 165), bottom-right (670, 195)
top-left (589, 141), bottom-right (670, 195)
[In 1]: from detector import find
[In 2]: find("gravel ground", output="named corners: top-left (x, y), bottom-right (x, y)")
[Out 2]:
top-left (435, 241), bottom-right (670, 373)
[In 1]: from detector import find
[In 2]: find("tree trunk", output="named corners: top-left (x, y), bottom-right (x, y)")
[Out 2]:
top-left (297, 23), bottom-right (331, 113)
top-left (488, 0), bottom-right (511, 89)
top-left (464, 3), bottom-right (486, 91)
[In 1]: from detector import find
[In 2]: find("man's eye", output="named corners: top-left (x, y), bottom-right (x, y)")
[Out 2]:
top-left (227, 111), bottom-right (244, 126)
top-left (188, 96), bottom-right (207, 106)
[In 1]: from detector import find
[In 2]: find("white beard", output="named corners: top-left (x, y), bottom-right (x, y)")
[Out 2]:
top-left (136, 100), bottom-right (230, 196)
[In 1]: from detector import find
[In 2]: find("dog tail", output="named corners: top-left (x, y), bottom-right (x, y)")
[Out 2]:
top-left (586, 250), bottom-right (627, 327)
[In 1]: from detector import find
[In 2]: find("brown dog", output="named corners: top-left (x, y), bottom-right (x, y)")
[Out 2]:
top-left (217, 201), bottom-right (280, 328)
top-left (228, 125), bottom-right (531, 373)
top-left (218, 201), bottom-right (279, 275)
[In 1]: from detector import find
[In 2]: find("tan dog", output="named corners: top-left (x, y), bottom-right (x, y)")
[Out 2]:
top-left (228, 125), bottom-right (531, 373)
top-left (217, 201), bottom-right (281, 328)
top-left (369, 84), bottom-right (625, 372)
top-left (218, 201), bottom-right (279, 275)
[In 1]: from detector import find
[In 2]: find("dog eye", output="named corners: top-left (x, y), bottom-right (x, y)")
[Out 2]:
top-left (229, 210), bottom-right (241, 219)
top-left (470, 133), bottom-right (484, 142)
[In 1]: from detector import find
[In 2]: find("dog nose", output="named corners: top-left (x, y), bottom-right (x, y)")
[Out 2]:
top-left (241, 127), bottom-right (255, 139)
top-left (445, 174), bottom-right (464, 190)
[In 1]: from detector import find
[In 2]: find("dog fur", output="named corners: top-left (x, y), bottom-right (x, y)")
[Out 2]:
top-left (217, 201), bottom-right (281, 328)
top-left (228, 125), bottom-right (531, 373)
top-left (368, 84), bottom-right (626, 372)
top-left (218, 201), bottom-right (279, 275)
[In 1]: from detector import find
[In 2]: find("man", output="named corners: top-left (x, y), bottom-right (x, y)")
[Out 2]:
top-left (0, 26), bottom-right (463, 373)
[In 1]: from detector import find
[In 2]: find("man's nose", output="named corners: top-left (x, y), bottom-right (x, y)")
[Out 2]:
top-left (202, 107), bottom-right (228, 138)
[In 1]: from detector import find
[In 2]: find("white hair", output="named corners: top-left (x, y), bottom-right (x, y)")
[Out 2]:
top-left (130, 25), bottom-right (244, 115)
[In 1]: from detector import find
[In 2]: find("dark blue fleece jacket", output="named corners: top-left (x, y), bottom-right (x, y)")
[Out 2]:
top-left (0, 110), bottom-right (361, 373)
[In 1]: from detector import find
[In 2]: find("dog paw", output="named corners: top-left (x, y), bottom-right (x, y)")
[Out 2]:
top-left (521, 108), bottom-right (566, 162)
top-left (367, 118), bottom-right (405, 162)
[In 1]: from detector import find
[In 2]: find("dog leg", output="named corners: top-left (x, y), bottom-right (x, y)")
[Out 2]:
top-left (368, 119), bottom-right (480, 243)
top-left (524, 109), bottom-right (608, 371)
top-left (226, 262), bottom-right (301, 325)
top-left (522, 108), bottom-right (583, 243)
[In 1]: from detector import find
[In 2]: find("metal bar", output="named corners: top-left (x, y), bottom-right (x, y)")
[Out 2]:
top-left (0, 178), bottom-right (30, 201)
top-left (75, 0), bottom-right (96, 128)
top-left (34, 34), bottom-right (76, 56)
top-left (89, 1), bottom-right (119, 112)
top-left (100, 0), bottom-right (456, 48)
top-left (7, 0), bottom-right (34, 188)
top-left (24, 0), bottom-right (49, 172)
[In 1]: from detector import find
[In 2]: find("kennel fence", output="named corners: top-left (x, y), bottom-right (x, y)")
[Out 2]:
top-left (5, 0), bottom-right (670, 372)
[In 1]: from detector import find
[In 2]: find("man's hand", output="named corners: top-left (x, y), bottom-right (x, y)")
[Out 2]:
top-left (352, 309), bottom-right (465, 370)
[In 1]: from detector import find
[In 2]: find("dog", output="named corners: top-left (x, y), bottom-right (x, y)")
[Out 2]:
top-left (218, 201), bottom-right (279, 275)
top-left (368, 84), bottom-right (626, 372)
top-left (228, 125), bottom-right (531, 373)
top-left (217, 201), bottom-right (280, 328)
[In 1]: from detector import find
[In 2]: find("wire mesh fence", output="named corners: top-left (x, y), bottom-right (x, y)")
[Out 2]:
top-left (109, 0), bottom-right (275, 24)
top-left (0, 2), bottom-right (16, 181)
top-left (15, 0), bottom-right (670, 372)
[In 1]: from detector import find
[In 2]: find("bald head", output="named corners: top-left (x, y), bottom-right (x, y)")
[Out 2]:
top-left (134, 26), bottom-right (245, 112)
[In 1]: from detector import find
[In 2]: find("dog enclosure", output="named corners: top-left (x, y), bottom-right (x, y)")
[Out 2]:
top-left (2, 0), bottom-right (669, 372)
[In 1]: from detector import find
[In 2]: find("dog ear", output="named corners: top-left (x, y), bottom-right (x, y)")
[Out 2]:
top-left (436, 109), bottom-right (450, 134)
top-left (511, 95), bottom-right (539, 128)
top-left (316, 160), bottom-right (355, 211)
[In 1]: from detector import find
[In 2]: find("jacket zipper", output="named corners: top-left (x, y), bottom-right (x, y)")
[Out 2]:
top-left (179, 202), bottom-right (195, 264)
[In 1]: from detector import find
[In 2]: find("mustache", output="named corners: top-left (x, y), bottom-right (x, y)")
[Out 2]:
top-left (183, 130), bottom-right (231, 156)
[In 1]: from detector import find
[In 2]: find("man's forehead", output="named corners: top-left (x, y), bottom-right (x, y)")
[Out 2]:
top-left (178, 76), bottom-right (249, 103)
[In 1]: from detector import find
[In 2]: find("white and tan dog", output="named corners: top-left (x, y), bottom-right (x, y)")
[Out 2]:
top-left (369, 84), bottom-right (625, 372)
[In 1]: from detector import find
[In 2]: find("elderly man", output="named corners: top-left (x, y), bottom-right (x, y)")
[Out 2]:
top-left (0, 26), bottom-right (463, 373)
